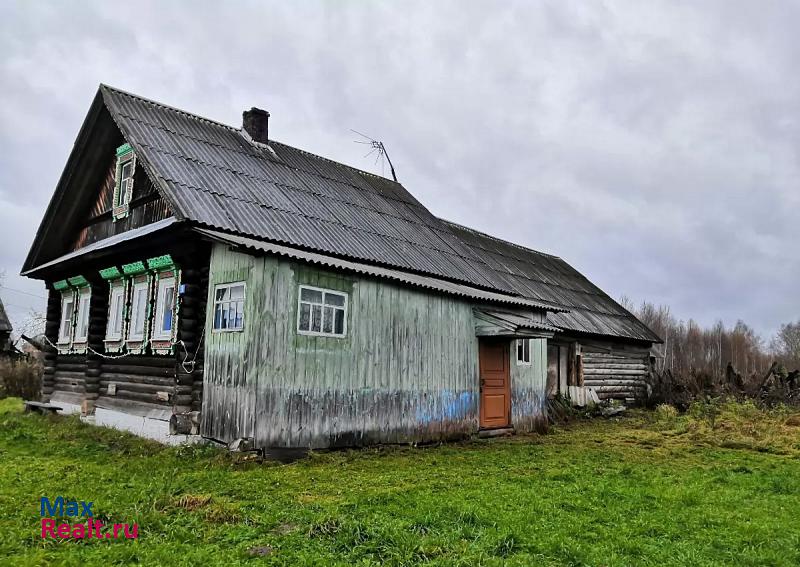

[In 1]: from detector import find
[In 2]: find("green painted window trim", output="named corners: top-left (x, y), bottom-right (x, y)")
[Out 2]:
top-left (150, 267), bottom-right (182, 354)
top-left (67, 275), bottom-right (89, 288)
top-left (99, 266), bottom-right (123, 280)
top-left (122, 261), bottom-right (147, 276)
top-left (147, 254), bottom-right (176, 271)
top-left (52, 280), bottom-right (69, 291)
top-left (112, 143), bottom-right (135, 222)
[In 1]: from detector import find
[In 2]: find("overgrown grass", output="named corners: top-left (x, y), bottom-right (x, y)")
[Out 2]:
top-left (1, 397), bottom-right (799, 566)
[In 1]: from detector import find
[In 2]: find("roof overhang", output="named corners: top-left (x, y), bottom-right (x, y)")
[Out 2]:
top-left (474, 308), bottom-right (558, 339)
top-left (195, 228), bottom-right (568, 314)
top-left (21, 217), bottom-right (178, 277)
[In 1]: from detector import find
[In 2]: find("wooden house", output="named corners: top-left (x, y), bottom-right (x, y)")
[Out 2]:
top-left (0, 297), bottom-right (12, 354)
top-left (22, 85), bottom-right (661, 447)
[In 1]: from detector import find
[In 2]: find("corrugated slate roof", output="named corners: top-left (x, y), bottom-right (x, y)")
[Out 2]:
top-left (443, 221), bottom-right (661, 342)
top-left (99, 85), bottom-right (660, 343)
top-left (196, 228), bottom-right (564, 312)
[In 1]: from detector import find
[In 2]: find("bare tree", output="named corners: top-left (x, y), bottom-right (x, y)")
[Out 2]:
top-left (771, 321), bottom-right (800, 366)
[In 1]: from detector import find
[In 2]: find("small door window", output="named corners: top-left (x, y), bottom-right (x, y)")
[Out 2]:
top-left (516, 339), bottom-right (531, 365)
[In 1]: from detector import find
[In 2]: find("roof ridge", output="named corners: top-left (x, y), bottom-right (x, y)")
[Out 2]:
top-left (101, 84), bottom-right (406, 188)
top-left (267, 140), bottom-right (406, 187)
top-left (100, 84), bottom-right (239, 132)
top-left (439, 217), bottom-right (562, 261)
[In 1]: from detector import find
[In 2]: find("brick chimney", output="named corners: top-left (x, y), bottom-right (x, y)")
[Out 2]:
top-left (242, 107), bottom-right (270, 144)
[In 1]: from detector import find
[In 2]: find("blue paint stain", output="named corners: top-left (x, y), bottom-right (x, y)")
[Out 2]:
top-left (416, 391), bottom-right (476, 424)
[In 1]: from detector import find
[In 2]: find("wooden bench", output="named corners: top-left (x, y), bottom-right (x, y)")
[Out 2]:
top-left (24, 401), bottom-right (63, 415)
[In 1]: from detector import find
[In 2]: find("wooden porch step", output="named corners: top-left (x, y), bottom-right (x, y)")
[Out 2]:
top-left (478, 427), bottom-right (515, 439)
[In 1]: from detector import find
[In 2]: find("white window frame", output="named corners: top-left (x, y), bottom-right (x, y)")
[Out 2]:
top-left (212, 281), bottom-right (246, 332)
top-left (516, 338), bottom-right (531, 366)
top-left (127, 280), bottom-right (150, 341)
top-left (116, 158), bottom-right (134, 207)
top-left (106, 284), bottom-right (126, 341)
top-left (58, 292), bottom-right (76, 345)
top-left (152, 276), bottom-right (177, 341)
top-left (73, 288), bottom-right (91, 343)
top-left (296, 285), bottom-right (348, 338)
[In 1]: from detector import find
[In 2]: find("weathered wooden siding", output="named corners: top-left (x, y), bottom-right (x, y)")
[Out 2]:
top-left (71, 160), bottom-right (172, 252)
top-left (202, 244), bottom-right (549, 449)
top-left (510, 339), bottom-right (548, 432)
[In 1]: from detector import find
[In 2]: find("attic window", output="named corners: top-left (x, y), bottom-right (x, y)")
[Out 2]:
top-left (112, 143), bottom-right (136, 221)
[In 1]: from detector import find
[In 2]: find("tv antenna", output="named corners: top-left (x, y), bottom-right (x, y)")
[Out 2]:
top-left (351, 129), bottom-right (398, 182)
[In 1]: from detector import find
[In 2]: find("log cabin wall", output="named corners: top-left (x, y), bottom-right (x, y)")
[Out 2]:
top-left (51, 356), bottom-right (87, 408)
top-left (43, 236), bottom-right (210, 422)
top-left (579, 341), bottom-right (652, 402)
top-left (41, 290), bottom-right (61, 402)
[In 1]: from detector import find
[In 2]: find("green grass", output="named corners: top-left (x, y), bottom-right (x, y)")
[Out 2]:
top-left (1, 398), bottom-right (799, 566)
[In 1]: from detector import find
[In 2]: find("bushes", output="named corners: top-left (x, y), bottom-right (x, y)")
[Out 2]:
top-left (0, 357), bottom-right (42, 400)
top-left (647, 362), bottom-right (800, 410)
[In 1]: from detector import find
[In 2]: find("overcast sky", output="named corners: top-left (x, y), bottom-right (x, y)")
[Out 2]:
top-left (1, 1), bottom-right (798, 340)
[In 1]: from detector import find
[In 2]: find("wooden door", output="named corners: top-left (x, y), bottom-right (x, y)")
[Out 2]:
top-left (479, 340), bottom-right (511, 429)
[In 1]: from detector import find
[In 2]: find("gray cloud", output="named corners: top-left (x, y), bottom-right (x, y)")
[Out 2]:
top-left (1, 0), bottom-right (797, 339)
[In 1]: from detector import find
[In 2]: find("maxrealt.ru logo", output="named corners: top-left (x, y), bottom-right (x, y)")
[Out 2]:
top-left (40, 497), bottom-right (138, 540)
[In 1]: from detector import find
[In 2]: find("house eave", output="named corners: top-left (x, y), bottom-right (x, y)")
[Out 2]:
top-left (21, 217), bottom-right (179, 278)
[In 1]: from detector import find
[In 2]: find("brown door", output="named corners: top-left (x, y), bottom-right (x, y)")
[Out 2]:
top-left (479, 340), bottom-right (511, 429)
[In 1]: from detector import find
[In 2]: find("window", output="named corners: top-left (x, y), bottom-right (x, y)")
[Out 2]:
top-left (106, 285), bottom-right (126, 341)
top-left (128, 281), bottom-right (150, 341)
top-left (116, 160), bottom-right (134, 206)
top-left (213, 282), bottom-right (245, 331)
top-left (297, 285), bottom-right (347, 337)
top-left (58, 294), bottom-right (75, 344)
top-left (516, 339), bottom-right (531, 365)
top-left (74, 289), bottom-right (91, 342)
top-left (153, 276), bottom-right (177, 340)
top-left (112, 144), bottom-right (136, 220)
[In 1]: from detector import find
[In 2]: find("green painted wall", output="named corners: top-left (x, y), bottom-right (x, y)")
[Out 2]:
top-left (509, 338), bottom-right (548, 432)
top-left (202, 243), bottom-right (547, 448)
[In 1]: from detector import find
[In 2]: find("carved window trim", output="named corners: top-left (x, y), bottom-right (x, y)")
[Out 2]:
top-left (112, 143), bottom-right (136, 222)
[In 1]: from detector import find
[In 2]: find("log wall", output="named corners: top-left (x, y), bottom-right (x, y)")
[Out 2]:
top-left (581, 345), bottom-right (651, 402)
top-left (44, 239), bottom-right (210, 420)
top-left (41, 289), bottom-right (61, 402)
